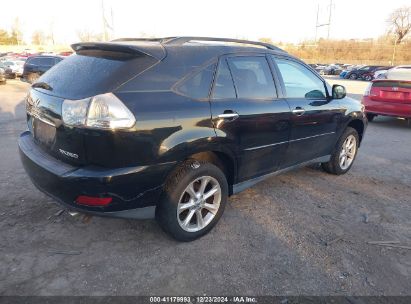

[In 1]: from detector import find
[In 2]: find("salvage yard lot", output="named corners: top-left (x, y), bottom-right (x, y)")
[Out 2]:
top-left (0, 78), bottom-right (410, 295)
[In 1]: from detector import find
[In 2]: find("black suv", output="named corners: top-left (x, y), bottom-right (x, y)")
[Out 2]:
top-left (19, 37), bottom-right (367, 241)
top-left (21, 55), bottom-right (64, 83)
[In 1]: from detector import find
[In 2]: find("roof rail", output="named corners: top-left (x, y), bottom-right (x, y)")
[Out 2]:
top-left (111, 38), bottom-right (164, 42)
top-left (162, 36), bottom-right (285, 52)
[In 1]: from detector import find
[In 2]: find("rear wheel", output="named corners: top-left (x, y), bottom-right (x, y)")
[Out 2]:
top-left (366, 113), bottom-right (376, 122)
top-left (322, 127), bottom-right (359, 175)
top-left (349, 74), bottom-right (358, 80)
top-left (364, 75), bottom-right (373, 81)
top-left (156, 160), bottom-right (228, 241)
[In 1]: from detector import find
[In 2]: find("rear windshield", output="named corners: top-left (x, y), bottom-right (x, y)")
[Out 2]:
top-left (373, 81), bottom-right (411, 89)
top-left (38, 52), bottom-right (158, 99)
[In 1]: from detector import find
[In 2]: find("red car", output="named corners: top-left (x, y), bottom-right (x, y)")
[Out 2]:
top-left (362, 79), bottom-right (411, 121)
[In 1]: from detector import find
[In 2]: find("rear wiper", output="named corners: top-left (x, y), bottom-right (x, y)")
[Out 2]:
top-left (32, 82), bottom-right (53, 91)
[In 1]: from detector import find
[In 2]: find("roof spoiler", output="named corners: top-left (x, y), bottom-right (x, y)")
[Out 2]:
top-left (71, 42), bottom-right (166, 61)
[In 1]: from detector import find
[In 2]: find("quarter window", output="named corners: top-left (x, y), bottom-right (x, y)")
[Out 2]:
top-left (227, 56), bottom-right (276, 99)
top-left (274, 57), bottom-right (326, 99)
top-left (212, 59), bottom-right (236, 99)
top-left (177, 63), bottom-right (216, 99)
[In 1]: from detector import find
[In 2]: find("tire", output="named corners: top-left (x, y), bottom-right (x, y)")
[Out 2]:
top-left (322, 127), bottom-right (359, 175)
top-left (156, 159), bottom-right (228, 242)
top-left (366, 113), bottom-right (376, 122)
top-left (349, 73), bottom-right (358, 80)
top-left (27, 73), bottom-right (40, 84)
top-left (364, 75), bottom-right (372, 81)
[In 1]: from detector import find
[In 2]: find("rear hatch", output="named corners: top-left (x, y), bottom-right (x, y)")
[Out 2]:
top-left (25, 42), bottom-right (163, 166)
top-left (369, 80), bottom-right (411, 104)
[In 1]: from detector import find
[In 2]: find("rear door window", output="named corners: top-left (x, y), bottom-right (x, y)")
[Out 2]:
top-left (227, 56), bottom-right (276, 100)
top-left (274, 57), bottom-right (326, 99)
top-left (212, 59), bottom-right (236, 99)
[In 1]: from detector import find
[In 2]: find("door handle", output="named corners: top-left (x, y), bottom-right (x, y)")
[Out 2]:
top-left (292, 107), bottom-right (305, 116)
top-left (217, 112), bottom-right (239, 120)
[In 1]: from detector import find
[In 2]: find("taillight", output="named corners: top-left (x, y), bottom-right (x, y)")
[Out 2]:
top-left (364, 82), bottom-right (373, 97)
top-left (62, 93), bottom-right (135, 129)
top-left (75, 195), bottom-right (112, 206)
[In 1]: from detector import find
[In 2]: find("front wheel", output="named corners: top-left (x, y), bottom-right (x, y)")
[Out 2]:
top-left (156, 160), bottom-right (228, 241)
top-left (364, 75), bottom-right (373, 81)
top-left (349, 74), bottom-right (358, 80)
top-left (322, 127), bottom-right (359, 175)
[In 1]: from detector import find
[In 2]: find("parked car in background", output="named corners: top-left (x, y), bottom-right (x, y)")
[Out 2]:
top-left (374, 68), bottom-right (391, 80)
top-left (385, 65), bottom-right (411, 81)
top-left (0, 67), bottom-right (6, 84)
top-left (21, 55), bottom-right (64, 83)
top-left (322, 64), bottom-right (343, 75)
top-left (360, 66), bottom-right (391, 81)
top-left (0, 62), bottom-right (16, 79)
top-left (59, 51), bottom-right (74, 57)
top-left (340, 65), bottom-right (362, 78)
top-left (309, 64), bottom-right (327, 74)
top-left (363, 79), bottom-right (411, 121)
top-left (18, 37), bottom-right (366, 241)
top-left (1, 60), bottom-right (25, 77)
top-left (345, 66), bottom-right (383, 80)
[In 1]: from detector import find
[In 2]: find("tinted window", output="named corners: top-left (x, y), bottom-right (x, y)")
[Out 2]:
top-left (28, 57), bottom-right (54, 66)
top-left (228, 56), bottom-right (276, 99)
top-left (39, 53), bottom-right (158, 100)
top-left (212, 59), bottom-right (236, 99)
top-left (275, 58), bottom-right (326, 99)
top-left (177, 63), bottom-right (216, 99)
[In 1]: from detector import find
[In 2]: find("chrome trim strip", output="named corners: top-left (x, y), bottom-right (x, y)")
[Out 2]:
top-left (244, 132), bottom-right (335, 151)
top-left (244, 140), bottom-right (288, 151)
top-left (290, 131), bottom-right (335, 143)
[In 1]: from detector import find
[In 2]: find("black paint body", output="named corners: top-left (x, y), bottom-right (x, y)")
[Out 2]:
top-left (18, 40), bottom-right (367, 218)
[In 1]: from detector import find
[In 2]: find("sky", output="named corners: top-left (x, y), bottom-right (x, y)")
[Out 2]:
top-left (1, 0), bottom-right (410, 45)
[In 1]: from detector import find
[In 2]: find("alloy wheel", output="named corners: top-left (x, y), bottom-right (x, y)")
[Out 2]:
top-left (339, 135), bottom-right (357, 170)
top-left (177, 176), bottom-right (221, 232)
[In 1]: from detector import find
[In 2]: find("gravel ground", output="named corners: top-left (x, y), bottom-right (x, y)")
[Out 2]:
top-left (0, 78), bottom-right (410, 296)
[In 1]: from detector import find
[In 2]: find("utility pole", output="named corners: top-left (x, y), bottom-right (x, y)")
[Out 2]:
top-left (327, 0), bottom-right (333, 39)
top-left (102, 0), bottom-right (108, 41)
top-left (315, 0), bottom-right (333, 42)
top-left (315, 4), bottom-right (320, 42)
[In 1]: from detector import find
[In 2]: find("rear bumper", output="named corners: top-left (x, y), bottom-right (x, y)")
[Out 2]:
top-left (363, 96), bottom-right (411, 118)
top-left (18, 131), bottom-right (175, 219)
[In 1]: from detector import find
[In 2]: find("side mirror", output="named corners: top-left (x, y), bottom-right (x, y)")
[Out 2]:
top-left (332, 84), bottom-right (346, 99)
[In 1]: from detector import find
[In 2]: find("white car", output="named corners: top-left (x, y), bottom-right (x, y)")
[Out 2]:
top-left (1, 60), bottom-right (25, 77)
top-left (374, 69), bottom-right (389, 79)
top-left (385, 65), bottom-right (411, 81)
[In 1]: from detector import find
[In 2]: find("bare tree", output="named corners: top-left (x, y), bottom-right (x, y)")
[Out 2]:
top-left (76, 29), bottom-right (104, 42)
top-left (32, 30), bottom-right (46, 45)
top-left (11, 18), bottom-right (23, 45)
top-left (48, 21), bottom-right (55, 45)
top-left (387, 6), bottom-right (411, 44)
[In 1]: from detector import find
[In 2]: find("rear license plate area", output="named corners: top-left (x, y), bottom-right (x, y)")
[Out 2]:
top-left (381, 91), bottom-right (404, 100)
top-left (33, 118), bottom-right (56, 147)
